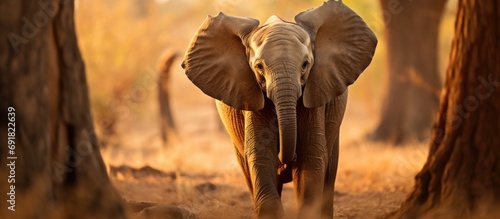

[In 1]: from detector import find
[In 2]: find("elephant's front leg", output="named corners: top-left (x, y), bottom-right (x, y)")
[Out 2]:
top-left (244, 110), bottom-right (283, 219)
top-left (294, 105), bottom-right (327, 218)
top-left (322, 93), bottom-right (347, 218)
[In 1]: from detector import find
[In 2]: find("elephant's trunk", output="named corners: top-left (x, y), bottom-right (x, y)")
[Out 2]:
top-left (269, 78), bottom-right (300, 165)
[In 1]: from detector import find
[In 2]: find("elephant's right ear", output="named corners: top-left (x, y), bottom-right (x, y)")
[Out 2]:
top-left (295, 0), bottom-right (377, 108)
top-left (182, 13), bottom-right (264, 111)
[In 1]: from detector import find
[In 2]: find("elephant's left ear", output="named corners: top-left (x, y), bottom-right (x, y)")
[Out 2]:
top-left (295, 0), bottom-right (377, 108)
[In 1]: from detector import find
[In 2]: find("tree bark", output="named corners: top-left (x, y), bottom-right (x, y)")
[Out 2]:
top-left (0, 1), bottom-right (125, 218)
top-left (391, 0), bottom-right (500, 218)
top-left (372, 0), bottom-right (447, 144)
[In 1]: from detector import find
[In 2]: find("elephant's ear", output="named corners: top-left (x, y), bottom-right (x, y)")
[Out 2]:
top-left (182, 13), bottom-right (263, 111)
top-left (295, 0), bottom-right (377, 108)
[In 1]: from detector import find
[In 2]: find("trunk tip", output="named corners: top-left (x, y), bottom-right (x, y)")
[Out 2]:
top-left (279, 152), bottom-right (297, 164)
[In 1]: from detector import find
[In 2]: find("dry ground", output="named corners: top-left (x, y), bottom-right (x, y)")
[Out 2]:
top-left (100, 60), bottom-right (429, 219)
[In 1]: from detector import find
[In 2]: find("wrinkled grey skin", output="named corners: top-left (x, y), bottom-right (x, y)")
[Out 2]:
top-left (182, 1), bottom-right (377, 218)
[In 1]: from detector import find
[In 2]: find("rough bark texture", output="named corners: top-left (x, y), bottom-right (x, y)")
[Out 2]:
top-left (158, 50), bottom-right (178, 145)
top-left (372, 0), bottom-right (447, 144)
top-left (0, 1), bottom-right (125, 218)
top-left (392, 0), bottom-right (500, 218)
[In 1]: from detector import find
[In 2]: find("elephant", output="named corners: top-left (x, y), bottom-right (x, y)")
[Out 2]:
top-left (182, 0), bottom-right (377, 218)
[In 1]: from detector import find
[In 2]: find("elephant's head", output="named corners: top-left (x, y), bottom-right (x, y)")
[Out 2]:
top-left (182, 0), bottom-right (377, 164)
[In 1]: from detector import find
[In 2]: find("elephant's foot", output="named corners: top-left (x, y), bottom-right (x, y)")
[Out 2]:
top-left (254, 198), bottom-right (284, 219)
top-left (297, 202), bottom-right (324, 219)
top-left (320, 204), bottom-right (334, 219)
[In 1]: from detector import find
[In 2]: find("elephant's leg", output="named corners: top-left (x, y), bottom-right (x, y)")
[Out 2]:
top-left (243, 110), bottom-right (283, 219)
top-left (235, 145), bottom-right (254, 197)
top-left (216, 101), bottom-right (255, 196)
top-left (277, 183), bottom-right (283, 197)
top-left (321, 136), bottom-right (339, 219)
top-left (294, 105), bottom-right (327, 218)
top-left (321, 92), bottom-right (347, 218)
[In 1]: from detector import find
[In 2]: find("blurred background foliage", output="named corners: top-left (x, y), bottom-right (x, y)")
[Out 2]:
top-left (75, 0), bottom-right (457, 143)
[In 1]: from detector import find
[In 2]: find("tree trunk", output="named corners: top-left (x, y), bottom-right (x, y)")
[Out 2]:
top-left (158, 50), bottom-right (179, 145)
top-left (391, 0), bottom-right (500, 218)
top-left (0, 1), bottom-right (125, 218)
top-left (131, 0), bottom-right (150, 18)
top-left (372, 0), bottom-right (447, 144)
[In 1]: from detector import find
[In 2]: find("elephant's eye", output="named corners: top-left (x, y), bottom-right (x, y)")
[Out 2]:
top-left (256, 63), bottom-right (264, 71)
top-left (302, 60), bottom-right (309, 71)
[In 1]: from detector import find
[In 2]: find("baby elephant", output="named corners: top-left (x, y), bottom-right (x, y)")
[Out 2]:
top-left (182, 0), bottom-right (376, 218)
